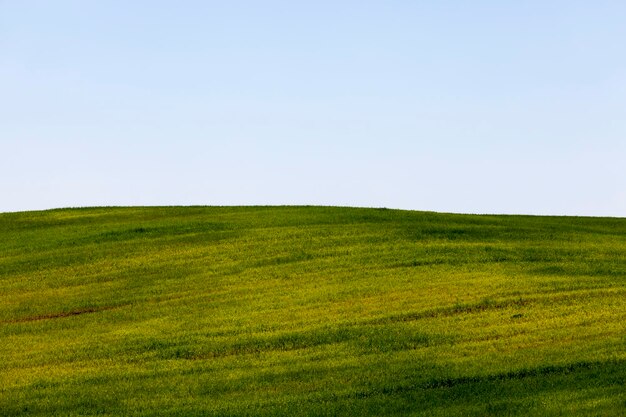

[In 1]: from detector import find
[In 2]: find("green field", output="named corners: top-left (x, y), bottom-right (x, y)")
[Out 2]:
top-left (1, 206), bottom-right (625, 416)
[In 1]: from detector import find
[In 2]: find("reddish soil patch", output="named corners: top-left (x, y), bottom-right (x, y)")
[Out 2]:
top-left (5, 305), bottom-right (122, 323)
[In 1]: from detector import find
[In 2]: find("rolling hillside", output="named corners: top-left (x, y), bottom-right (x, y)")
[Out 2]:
top-left (1, 206), bottom-right (625, 416)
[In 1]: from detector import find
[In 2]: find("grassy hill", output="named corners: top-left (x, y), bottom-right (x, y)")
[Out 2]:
top-left (1, 206), bottom-right (625, 416)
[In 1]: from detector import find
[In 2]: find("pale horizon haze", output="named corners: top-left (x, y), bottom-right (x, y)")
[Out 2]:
top-left (1, 1), bottom-right (625, 216)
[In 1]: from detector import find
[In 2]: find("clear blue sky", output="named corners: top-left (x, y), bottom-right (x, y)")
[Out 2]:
top-left (2, 1), bottom-right (625, 215)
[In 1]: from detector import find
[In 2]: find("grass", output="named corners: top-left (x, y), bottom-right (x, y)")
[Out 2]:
top-left (0, 205), bottom-right (625, 416)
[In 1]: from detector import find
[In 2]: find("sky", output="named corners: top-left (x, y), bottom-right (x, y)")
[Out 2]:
top-left (1, 1), bottom-right (625, 216)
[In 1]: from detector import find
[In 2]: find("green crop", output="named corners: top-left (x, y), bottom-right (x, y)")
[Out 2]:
top-left (1, 206), bottom-right (625, 416)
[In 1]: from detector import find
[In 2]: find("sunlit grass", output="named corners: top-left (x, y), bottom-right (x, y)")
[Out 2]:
top-left (1, 206), bottom-right (625, 416)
